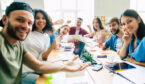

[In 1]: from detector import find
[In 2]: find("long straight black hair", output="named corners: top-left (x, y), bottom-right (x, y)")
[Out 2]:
top-left (93, 17), bottom-right (104, 32)
top-left (120, 9), bottom-right (145, 40)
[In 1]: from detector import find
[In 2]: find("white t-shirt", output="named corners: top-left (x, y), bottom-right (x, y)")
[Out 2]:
top-left (75, 30), bottom-right (80, 35)
top-left (22, 31), bottom-right (50, 73)
top-left (93, 31), bottom-right (107, 43)
top-left (116, 38), bottom-right (123, 52)
top-left (0, 27), bottom-right (3, 31)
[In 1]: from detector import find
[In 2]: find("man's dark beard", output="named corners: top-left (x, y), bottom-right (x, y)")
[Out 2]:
top-left (111, 28), bottom-right (120, 35)
top-left (114, 28), bottom-right (120, 34)
top-left (7, 21), bottom-right (26, 41)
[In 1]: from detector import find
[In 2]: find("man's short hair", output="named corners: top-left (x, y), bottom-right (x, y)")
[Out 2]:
top-left (77, 17), bottom-right (83, 21)
top-left (109, 17), bottom-right (120, 25)
top-left (5, 2), bottom-right (34, 17)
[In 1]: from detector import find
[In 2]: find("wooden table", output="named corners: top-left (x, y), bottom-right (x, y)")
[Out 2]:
top-left (86, 46), bottom-right (122, 84)
top-left (36, 49), bottom-right (95, 84)
top-left (36, 41), bottom-right (125, 84)
top-left (36, 38), bottom-right (145, 84)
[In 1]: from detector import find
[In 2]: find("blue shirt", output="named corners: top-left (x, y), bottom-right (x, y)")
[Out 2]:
top-left (105, 34), bottom-right (118, 51)
top-left (125, 36), bottom-right (145, 62)
top-left (49, 32), bottom-right (58, 46)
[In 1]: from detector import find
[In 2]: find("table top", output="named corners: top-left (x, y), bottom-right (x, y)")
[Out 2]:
top-left (36, 42), bottom-right (145, 84)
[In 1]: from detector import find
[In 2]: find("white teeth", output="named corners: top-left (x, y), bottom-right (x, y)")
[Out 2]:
top-left (38, 23), bottom-right (44, 26)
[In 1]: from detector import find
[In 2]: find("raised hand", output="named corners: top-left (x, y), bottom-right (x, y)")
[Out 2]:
top-left (66, 20), bottom-right (71, 24)
top-left (87, 25), bottom-right (91, 29)
top-left (87, 25), bottom-right (92, 33)
top-left (53, 19), bottom-right (64, 25)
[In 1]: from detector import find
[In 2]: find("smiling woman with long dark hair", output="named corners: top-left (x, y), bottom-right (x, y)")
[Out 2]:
top-left (119, 9), bottom-right (145, 66)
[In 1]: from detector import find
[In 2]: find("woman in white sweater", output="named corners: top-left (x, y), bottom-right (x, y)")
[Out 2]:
top-left (22, 9), bottom-right (90, 84)
top-left (22, 9), bottom-right (56, 84)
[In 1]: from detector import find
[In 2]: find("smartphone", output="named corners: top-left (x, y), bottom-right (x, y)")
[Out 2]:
top-left (64, 46), bottom-right (72, 51)
top-left (92, 64), bottom-right (103, 71)
top-left (97, 55), bottom-right (107, 58)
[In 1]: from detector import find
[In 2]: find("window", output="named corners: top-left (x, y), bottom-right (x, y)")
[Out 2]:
top-left (130, 0), bottom-right (145, 22)
top-left (44, 0), bottom-right (94, 31)
top-left (0, 0), bottom-right (14, 18)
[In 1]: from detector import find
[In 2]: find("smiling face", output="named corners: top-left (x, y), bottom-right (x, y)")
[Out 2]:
top-left (35, 12), bottom-right (46, 32)
top-left (5, 10), bottom-right (34, 41)
top-left (109, 21), bottom-right (119, 34)
top-left (76, 19), bottom-right (82, 27)
top-left (93, 19), bottom-right (100, 29)
top-left (121, 16), bottom-right (139, 34)
top-left (60, 26), bottom-right (70, 35)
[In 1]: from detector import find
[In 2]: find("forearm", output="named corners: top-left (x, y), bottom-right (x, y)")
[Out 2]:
top-left (24, 52), bottom-right (64, 73)
top-left (36, 61), bottom-right (64, 73)
top-left (24, 53), bottom-right (90, 74)
top-left (119, 43), bottom-right (129, 58)
top-left (126, 57), bottom-right (145, 67)
top-left (88, 33), bottom-right (94, 38)
top-left (88, 28), bottom-right (92, 33)
top-left (42, 42), bottom-right (55, 59)
top-left (135, 61), bottom-right (145, 67)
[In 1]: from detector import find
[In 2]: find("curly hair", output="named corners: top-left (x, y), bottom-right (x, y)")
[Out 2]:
top-left (32, 9), bottom-right (53, 32)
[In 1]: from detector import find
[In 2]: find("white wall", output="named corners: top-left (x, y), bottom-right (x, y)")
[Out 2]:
top-left (14, 0), bottom-right (130, 18)
top-left (0, 1), bottom-right (2, 18)
top-left (94, 0), bottom-right (130, 17)
top-left (14, 0), bottom-right (44, 9)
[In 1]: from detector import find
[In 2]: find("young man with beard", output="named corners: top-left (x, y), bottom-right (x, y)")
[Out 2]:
top-left (69, 18), bottom-right (88, 36)
top-left (0, 2), bottom-right (90, 84)
top-left (102, 17), bottom-right (124, 52)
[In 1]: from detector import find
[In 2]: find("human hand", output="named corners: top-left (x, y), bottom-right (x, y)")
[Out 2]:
top-left (126, 57), bottom-right (138, 64)
top-left (97, 42), bottom-right (103, 48)
top-left (56, 35), bottom-right (63, 41)
top-left (123, 31), bottom-right (132, 45)
top-left (53, 35), bottom-right (63, 49)
top-left (87, 25), bottom-right (91, 29)
top-left (87, 25), bottom-right (93, 33)
top-left (62, 56), bottom-right (91, 72)
top-left (66, 20), bottom-right (71, 24)
top-left (84, 34), bottom-right (88, 38)
top-left (54, 19), bottom-right (64, 25)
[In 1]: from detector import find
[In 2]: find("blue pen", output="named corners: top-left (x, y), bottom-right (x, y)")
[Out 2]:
top-left (128, 33), bottom-right (131, 37)
top-left (110, 70), bottom-right (136, 84)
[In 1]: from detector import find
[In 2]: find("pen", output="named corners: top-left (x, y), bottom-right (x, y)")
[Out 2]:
top-left (110, 70), bottom-right (136, 84)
